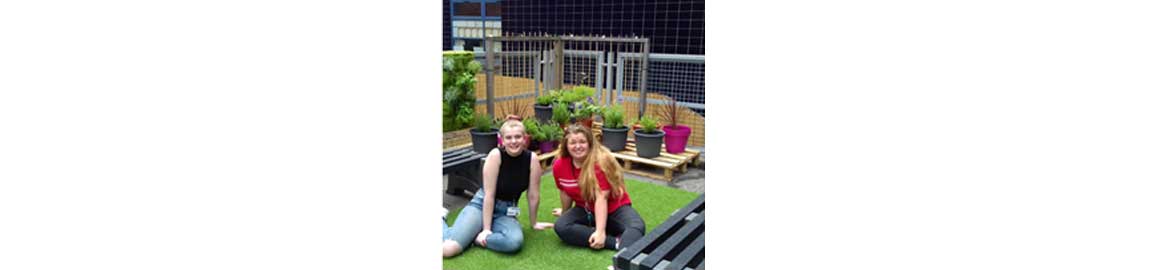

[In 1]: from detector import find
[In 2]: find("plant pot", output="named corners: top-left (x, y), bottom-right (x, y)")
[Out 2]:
top-left (470, 128), bottom-right (499, 154)
top-left (576, 118), bottom-right (594, 129)
top-left (538, 140), bottom-right (557, 153)
top-left (528, 139), bottom-right (540, 151)
top-left (534, 105), bottom-right (552, 124)
top-left (601, 126), bottom-right (630, 152)
top-left (634, 130), bottom-right (665, 158)
top-left (661, 125), bottom-right (692, 154)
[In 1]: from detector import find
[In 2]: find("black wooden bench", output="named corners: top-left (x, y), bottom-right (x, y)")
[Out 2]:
top-left (614, 193), bottom-right (705, 270)
top-left (443, 147), bottom-right (484, 196)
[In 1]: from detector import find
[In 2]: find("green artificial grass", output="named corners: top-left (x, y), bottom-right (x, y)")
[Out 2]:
top-left (442, 175), bottom-right (700, 270)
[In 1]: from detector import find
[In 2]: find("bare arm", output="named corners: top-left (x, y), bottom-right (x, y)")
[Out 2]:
top-left (552, 191), bottom-right (573, 217)
top-left (559, 191), bottom-right (573, 212)
top-left (593, 189), bottom-right (609, 234)
top-left (481, 149), bottom-right (501, 232)
top-left (587, 189), bottom-right (610, 249)
top-left (527, 152), bottom-right (542, 227)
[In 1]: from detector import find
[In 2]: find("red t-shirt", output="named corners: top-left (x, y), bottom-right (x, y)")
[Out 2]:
top-left (552, 156), bottom-right (632, 213)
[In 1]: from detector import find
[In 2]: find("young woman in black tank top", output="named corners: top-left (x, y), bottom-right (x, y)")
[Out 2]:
top-left (442, 117), bottom-right (553, 257)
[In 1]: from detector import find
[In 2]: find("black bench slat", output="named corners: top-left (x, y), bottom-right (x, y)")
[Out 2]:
top-left (443, 151), bottom-right (469, 162)
top-left (443, 157), bottom-right (478, 172)
top-left (443, 149), bottom-right (474, 163)
top-left (664, 233), bottom-right (704, 270)
top-left (640, 212), bottom-right (704, 270)
top-left (443, 148), bottom-right (484, 196)
top-left (614, 194), bottom-right (705, 270)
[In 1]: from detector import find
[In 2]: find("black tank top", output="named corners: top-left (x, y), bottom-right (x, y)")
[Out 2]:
top-left (495, 148), bottom-right (531, 203)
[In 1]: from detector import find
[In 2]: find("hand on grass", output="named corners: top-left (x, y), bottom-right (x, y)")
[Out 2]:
top-left (588, 230), bottom-right (606, 249)
top-left (475, 230), bottom-right (492, 247)
top-left (533, 222), bottom-right (554, 230)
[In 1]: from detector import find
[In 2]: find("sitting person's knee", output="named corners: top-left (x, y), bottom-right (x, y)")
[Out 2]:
top-left (505, 239), bottom-right (523, 252)
top-left (553, 222), bottom-right (570, 233)
top-left (442, 241), bottom-right (462, 257)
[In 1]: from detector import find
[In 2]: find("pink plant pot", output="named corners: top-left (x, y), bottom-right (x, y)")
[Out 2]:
top-left (539, 141), bottom-right (557, 153)
top-left (662, 125), bottom-right (692, 154)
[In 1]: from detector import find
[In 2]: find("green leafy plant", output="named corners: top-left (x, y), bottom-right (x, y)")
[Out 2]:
top-left (524, 118), bottom-right (542, 140)
top-left (551, 101), bottom-right (571, 124)
top-left (443, 52), bottom-right (481, 131)
top-left (473, 114), bottom-right (496, 133)
top-left (572, 85), bottom-right (596, 102)
top-left (636, 116), bottom-right (661, 134)
top-left (602, 105), bottom-right (626, 129)
top-left (540, 123), bottom-right (563, 142)
top-left (558, 90), bottom-right (583, 104)
top-left (535, 90), bottom-right (556, 106)
top-left (572, 102), bottom-right (599, 120)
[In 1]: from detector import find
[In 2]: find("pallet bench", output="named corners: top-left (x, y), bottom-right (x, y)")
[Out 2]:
top-left (535, 149), bottom-right (559, 170)
top-left (443, 145), bottom-right (484, 196)
top-left (611, 141), bottom-right (702, 181)
top-left (614, 193), bottom-right (705, 270)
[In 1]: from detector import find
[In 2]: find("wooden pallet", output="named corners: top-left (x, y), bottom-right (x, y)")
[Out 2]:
top-left (535, 149), bottom-right (560, 170)
top-left (611, 141), bottom-right (702, 181)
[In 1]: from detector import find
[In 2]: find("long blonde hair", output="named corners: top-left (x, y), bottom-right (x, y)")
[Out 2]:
top-left (557, 125), bottom-right (625, 203)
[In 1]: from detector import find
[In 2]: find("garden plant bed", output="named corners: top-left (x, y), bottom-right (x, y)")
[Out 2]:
top-left (611, 141), bottom-right (702, 182)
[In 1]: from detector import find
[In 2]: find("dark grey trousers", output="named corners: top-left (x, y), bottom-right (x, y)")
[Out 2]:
top-left (554, 204), bottom-right (646, 250)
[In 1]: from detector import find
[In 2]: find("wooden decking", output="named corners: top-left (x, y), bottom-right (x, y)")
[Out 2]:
top-left (535, 149), bottom-right (559, 170)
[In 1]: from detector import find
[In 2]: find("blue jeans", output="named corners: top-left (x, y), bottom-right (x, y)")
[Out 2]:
top-left (442, 189), bottom-right (525, 253)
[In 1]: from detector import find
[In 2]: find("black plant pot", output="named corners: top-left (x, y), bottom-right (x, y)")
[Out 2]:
top-left (634, 129), bottom-right (665, 158)
top-left (470, 128), bottom-right (499, 154)
top-left (601, 126), bottom-right (630, 152)
top-left (534, 105), bottom-right (552, 124)
top-left (528, 139), bottom-right (540, 151)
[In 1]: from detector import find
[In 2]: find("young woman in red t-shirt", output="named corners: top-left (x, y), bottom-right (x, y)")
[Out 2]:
top-left (550, 124), bottom-right (646, 250)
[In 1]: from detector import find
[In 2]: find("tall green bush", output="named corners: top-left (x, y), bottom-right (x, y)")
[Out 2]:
top-left (541, 123), bottom-right (563, 142)
top-left (551, 101), bottom-right (571, 124)
top-left (443, 51), bottom-right (481, 131)
top-left (637, 116), bottom-right (661, 134)
top-left (524, 118), bottom-right (542, 139)
top-left (602, 105), bottom-right (626, 129)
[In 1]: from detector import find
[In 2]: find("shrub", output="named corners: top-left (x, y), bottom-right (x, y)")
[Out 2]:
top-left (602, 105), bottom-right (626, 129)
top-left (573, 102), bottom-right (599, 120)
top-left (536, 90), bottom-right (556, 106)
top-left (551, 101), bottom-right (571, 124)
top-left (541, 123), bottom-right (563, 142)
top-left (473, 114), bottom-right (496, 133)
top-left (636, 116), bottom-right (660, 134)
top-left (524, 118), bottom-right (542, 140)
top-left (443, 52), bottom-right (481, 131)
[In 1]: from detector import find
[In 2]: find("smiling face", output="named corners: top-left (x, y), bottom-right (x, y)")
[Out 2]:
top-left (501, 126), bottom-right (526, 155)
top-left (565, 132), bottom-right (589, 161)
